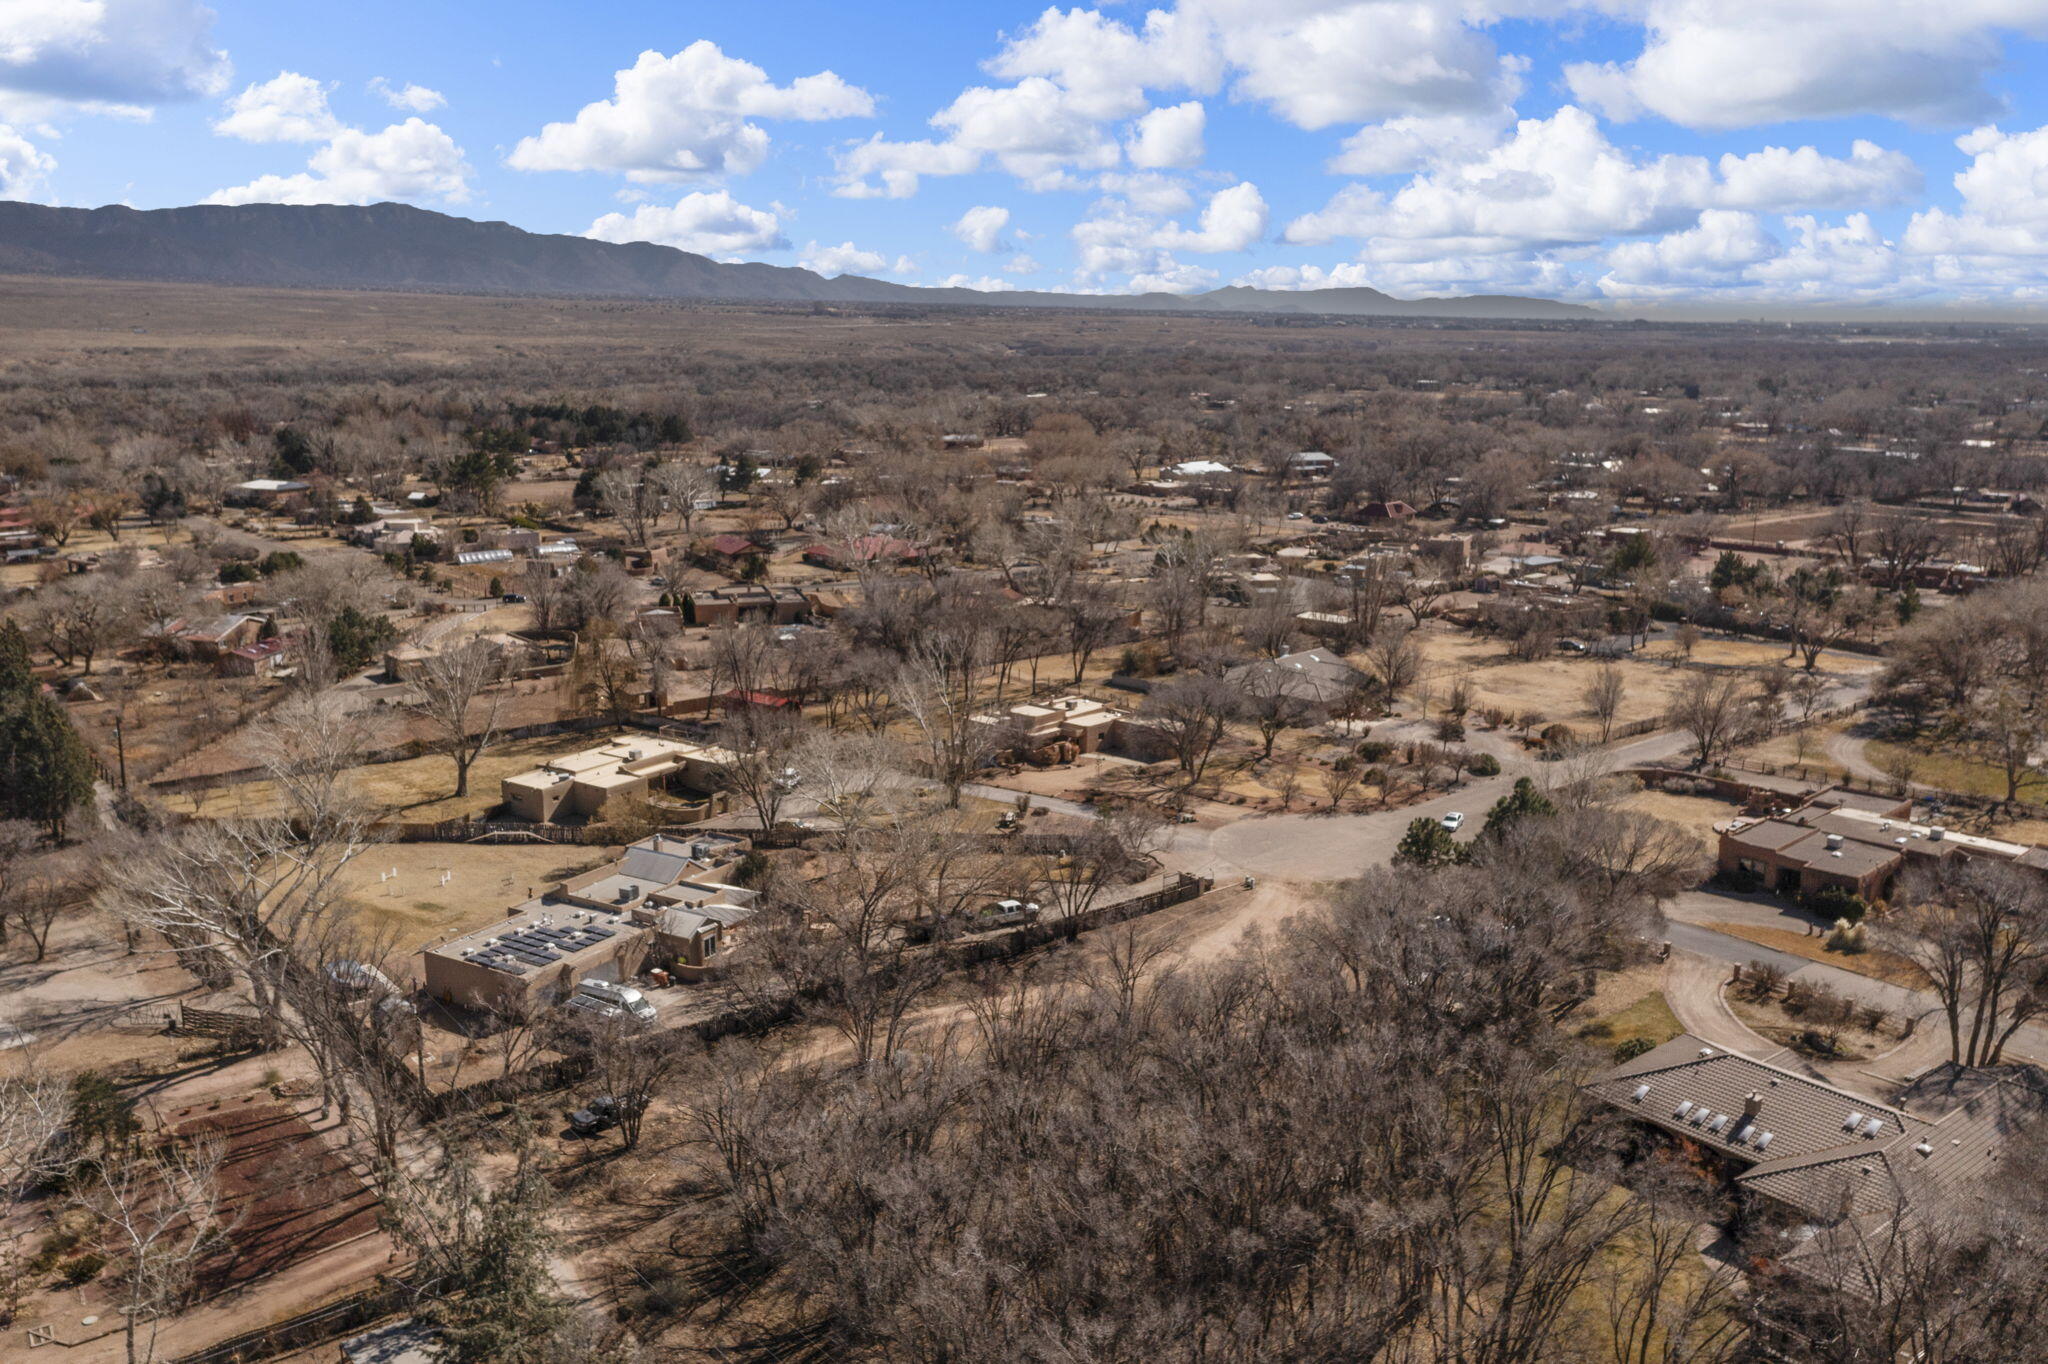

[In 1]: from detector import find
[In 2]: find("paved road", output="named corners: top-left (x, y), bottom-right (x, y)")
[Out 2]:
top-left (1168, 726), bottom-right (1700, 883)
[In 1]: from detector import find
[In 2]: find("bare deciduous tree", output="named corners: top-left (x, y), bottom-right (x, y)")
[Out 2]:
top-left (409, 637), bottom-right (508, 799)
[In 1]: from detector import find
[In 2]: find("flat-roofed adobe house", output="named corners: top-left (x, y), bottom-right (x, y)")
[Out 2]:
top-left (500, 736), bottom-right (734, 824)
top-left (1587, 1033), bottom-right (2048, 1267)
top-left (683, 584), bottom-right (810, 627)
top-left (1716, 790), bottom-right (2040, 906)
top-left (421, 832), bottom-right (757, 1011)
top-left (974, 695), bottom-right (1128, 757)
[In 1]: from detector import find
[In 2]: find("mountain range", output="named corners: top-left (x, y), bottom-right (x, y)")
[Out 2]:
top-left (0, 200), bottom-right (1595, 321)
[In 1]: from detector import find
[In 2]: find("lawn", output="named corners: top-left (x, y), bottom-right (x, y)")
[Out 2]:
top-left (1705, 921), bottom-right (1930, 991)
top-left (1727, 723), bottom-right (1852, 785)
top-left (1577, 989), bottom-right (1684, 1054)
top-left (1863, 736), bottom-right (2047, 804)
top-left (1615, 789), bottom-right (1733, 863)
top-left (172, 728), bottom-right (630, 823)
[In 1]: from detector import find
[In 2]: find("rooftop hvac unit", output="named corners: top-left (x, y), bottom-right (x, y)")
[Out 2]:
top-left (1930, 826), bottom-right (1946, 841)
top-left (1826, 833), bottom-right (1844, 850)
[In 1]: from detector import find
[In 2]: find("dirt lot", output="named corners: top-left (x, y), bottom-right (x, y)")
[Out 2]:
top-left (170, 1099), bottom-right (383, 1293)
top-left (334, 842), bottom-right (620, 951)
top-left (1408, 626), bottom-right (1689, 732)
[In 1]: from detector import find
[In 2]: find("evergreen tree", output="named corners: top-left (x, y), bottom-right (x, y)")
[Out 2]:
top-left (0, 620), bottom-right (33, 696)
top-left (1482, 776), bottom-right (1557, 841)
top-left (327, 606), bottom-right (398, 675)
top-left (0, 691), bottom-right (96, 839)
top-left (272, 425), bottom-right (315, 475)
top-left (1394, 816), bottom-right (1468, 868)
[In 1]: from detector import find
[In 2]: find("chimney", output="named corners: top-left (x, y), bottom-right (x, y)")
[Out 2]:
top-left (1743, 1091), bottom-right (1764, 1119)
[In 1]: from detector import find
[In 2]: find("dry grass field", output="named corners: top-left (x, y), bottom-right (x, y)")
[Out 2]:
top-left (170, 727), bottom-right (616, 822)
top-left (1407, 626), bottom-right (1691, 731)
top-left (1615, 789), bottom-right (1736, 858)
top-left (333, 842), bottom-right (618, 950)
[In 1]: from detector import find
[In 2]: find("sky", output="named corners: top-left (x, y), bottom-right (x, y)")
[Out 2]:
top-left (8, 2), bottom-right (2048, 310)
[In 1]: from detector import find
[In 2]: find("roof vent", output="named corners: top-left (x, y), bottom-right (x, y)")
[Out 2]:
top-left (1697, 1046), bottom-right (1715, 1057)
top-left (1914, 1142), bottom-right (1934, 1157)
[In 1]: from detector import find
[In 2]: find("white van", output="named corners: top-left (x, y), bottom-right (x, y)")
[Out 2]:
top-left (574, 979), bottom-right (657, 1022)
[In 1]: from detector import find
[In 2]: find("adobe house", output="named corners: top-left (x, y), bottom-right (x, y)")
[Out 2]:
top-left (1715, 790), bottom-right (2040, 905)
top-left (421, 832), bottom-right (756, 1012)
top-left (500, 736), bottom-right (735, 824)
top-left (975, 695), bottom-right (1128, 758)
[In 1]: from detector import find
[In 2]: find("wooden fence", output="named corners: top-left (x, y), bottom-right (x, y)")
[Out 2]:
top-left (414, 872), bottom-right (1214, 1121)
top-left (168, 1278), bottom-right (420, 1364)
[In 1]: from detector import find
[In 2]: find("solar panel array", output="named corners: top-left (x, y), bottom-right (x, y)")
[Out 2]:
top-left (464, 919), bottom-right (621, 976)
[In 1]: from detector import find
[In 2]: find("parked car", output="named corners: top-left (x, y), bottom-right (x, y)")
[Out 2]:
top-left (561, 994), bottom-right (623, 1024)
top-left (573, 979), bottom-right (656, 1022)
top-left (566, 1095), bottom-right (640, 1137)
top-left (501, 592), bottom-right (527, 604)
top-left (1557, 638), bottom-right (1589, 654)
top-left (325, 959), bottom-right (398, 997)
top-left (1310, 513), bottom-right (1329, 524)
top-left (981, 899), bottom-right (1040, 927)
top-left (1286, 511), bottom-right (1305, 520)
top-left (1440, 811), bottom-right (1466, 832)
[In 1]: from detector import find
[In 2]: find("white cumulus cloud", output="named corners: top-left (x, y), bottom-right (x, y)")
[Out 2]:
top-left (1287, 107), bottom-right (1922, 261)
top-left (369, 77), bottom-right (446, 113)
top-left (585, 190), bottom-right (786, 254)
top-left (1565, 0), bottom-right (2048, 130)
top-left (799, 240), bottom-right (889, 276)
top-left (509, 41), bottom-right (873, 183)
top-left (0, 0), bottom-right (230, 107)
top-left (0, 120), bottom-right (56, 197)
top-left (213, 72), bottom-right (342, 143)
top-left (205, 118), bottom-right (473, 205)
top-left (1126, 101), bottom-right (1205, 169)
top-left (950, 204), bottom-right (1010, 252)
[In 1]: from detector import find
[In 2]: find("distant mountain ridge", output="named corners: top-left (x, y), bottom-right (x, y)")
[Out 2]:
top-left (0, 200), bottom-right (1595, 321)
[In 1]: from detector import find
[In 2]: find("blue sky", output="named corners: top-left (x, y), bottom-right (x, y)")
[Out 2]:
top-left (8, 1), bottom-right (2048, 307)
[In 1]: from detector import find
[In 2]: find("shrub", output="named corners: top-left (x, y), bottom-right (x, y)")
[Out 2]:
top-left (1716, 865), bottom-right (1763, 893)
top-left (26, 1230), bottom-right (81, 1273)
top-left (1435, 717), bottom-right (1466, 742)
top-left (1357, 740), bottom-right (1393, 763)
top-left (1795, 1028), bottom-right (1844, 1059)
top-left (1612, 1037), bottom-right (1655, 1063)
top-left (1808, 885), bottom-right (1868, 924)
top-left (58, 1252), bottom-right (105, 1285)
top-left (1468, 753), bottom-right (1501, 776)
top-left (1825, 919), bottom-right (1867, 954)
top-left (729, 850), bottom-right (770, 887)
top-left (1740, 959), bottom-right (1786, 1000)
